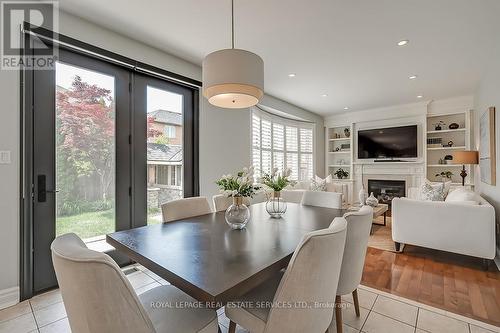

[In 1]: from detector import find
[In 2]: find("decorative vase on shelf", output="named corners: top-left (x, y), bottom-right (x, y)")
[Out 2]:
top-left (225, 196), bottom-right (250, 229)
top-left (366, 192), bottom-right (379, 207)
top-left (266, 191), bottom-right (287, 218)
top-left (358, 187), bottom-right (368, 206)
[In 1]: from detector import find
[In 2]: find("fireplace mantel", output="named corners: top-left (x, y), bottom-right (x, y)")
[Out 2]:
top-left (353, 162), bottom-right (425, 199)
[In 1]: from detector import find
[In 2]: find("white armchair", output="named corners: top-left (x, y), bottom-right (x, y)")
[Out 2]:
top-left (392, 194), bottom-right (496, 262)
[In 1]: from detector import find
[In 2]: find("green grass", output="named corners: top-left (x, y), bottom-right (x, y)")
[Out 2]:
top-left (56, 210), bottom-right (115, 239)
top-left (56, 209), bottom-right (163, 240)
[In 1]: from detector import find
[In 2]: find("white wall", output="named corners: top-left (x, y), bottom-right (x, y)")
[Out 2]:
top-left (473, 60), bottom-right (500, 254)
top-left (0, 11), bottom-right (324, 301)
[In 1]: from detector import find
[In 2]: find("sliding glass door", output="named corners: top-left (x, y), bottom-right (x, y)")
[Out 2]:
top-left (133, 74), bottom-right (197, 226)
top-left (24, 41), bottom-right (199, 297)
top-left (31, 48), bottom-right (131, 292)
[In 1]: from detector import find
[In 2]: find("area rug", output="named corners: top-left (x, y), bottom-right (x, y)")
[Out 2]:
top-left (367, 216), bottom-right (404, 253)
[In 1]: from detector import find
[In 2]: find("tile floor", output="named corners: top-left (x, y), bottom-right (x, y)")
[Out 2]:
top-left (0, 265), bottom-right (498, 333)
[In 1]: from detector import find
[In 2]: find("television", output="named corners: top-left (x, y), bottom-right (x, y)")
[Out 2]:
top-left (357, 125), bottom-right (418, 159)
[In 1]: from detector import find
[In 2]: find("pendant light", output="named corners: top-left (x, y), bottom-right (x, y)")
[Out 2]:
top-left (202, 0), bottom-right (264, 109)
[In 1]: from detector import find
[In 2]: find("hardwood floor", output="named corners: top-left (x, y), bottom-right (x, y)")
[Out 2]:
top-left (361, 246), bottom-right (500, 327)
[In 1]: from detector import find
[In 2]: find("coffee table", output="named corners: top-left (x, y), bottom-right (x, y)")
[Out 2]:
top-left (344, 203), bottom-right (389, 226)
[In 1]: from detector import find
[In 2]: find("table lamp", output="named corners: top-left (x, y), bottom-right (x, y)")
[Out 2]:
top-left (452, 151), bottom-right (479, 186)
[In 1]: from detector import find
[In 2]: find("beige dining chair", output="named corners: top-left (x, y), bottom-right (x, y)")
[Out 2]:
top-left (212, 194), bottom-right (251, 212)
top-left (225, 217), bottom-right (348, 333)
top-left (51, 233), bottom-right (218, 333)
top-left (301, 190), bottom-right (343, 209)
top-left (331, 205), bottom-right (373, 333)
top-left (161, 196), bottom-right (212, 222)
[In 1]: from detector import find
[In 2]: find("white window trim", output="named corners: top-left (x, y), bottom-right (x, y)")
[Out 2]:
top-left (252, 107), bottom-right (315, 181)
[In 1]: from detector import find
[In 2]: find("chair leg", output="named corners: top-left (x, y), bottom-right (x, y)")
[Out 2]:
top-left (352, 289), bottom-right (360, 317)
top-left (335, 295), bottom-right (343, 333)
top-left (228, 320), bottom-right (236, 333)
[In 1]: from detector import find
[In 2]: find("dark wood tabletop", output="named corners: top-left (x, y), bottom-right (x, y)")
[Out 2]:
top-left (106, 202), bottom-right (345, 305)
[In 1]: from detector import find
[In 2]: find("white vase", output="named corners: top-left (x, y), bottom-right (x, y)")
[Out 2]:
top-left (366, 192), bottom-right (379, 207)
top-left (358, 187), bottom-right (368, 205)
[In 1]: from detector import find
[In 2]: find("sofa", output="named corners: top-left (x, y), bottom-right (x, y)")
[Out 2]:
top-left (281, 180), bottom-right (349, 204)
top-left (392, 187), bottom-right (496, 263)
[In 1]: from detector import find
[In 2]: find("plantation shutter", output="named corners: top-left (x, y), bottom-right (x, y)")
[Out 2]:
top-left (251, 108), bottom-right (315, 182)
top-left (299, 128), bottom-right (314, 180)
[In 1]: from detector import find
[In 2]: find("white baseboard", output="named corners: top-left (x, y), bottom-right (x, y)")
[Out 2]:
top-left (0, 286), bottom-right (19, 310)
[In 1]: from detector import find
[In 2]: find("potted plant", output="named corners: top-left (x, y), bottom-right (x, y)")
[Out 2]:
top-left (260, 168), bottom-right (296, 218)
top-left (216, 167), bottom-right (261, 229)
top-left (334, 168), bottom-right (349, 179)
top-left (435, 171), bottom-right (453, 183)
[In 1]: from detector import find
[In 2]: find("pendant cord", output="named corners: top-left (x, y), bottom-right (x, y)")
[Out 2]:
top-left (231, 0), bottom-right (235, 49)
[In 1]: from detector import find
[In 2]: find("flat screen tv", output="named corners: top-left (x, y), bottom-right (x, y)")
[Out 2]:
top-left (357, 125), bottom-right (418, 159)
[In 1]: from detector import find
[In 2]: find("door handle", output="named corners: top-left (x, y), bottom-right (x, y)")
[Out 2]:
top-left (37, 175), bottom-right (58, 202)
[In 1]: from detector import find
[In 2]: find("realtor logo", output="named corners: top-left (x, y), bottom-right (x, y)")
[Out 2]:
top-left (1, 1), bottom-right (58, 70)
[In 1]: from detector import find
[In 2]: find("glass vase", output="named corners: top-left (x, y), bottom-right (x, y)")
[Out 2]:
top-left (266, 191), bottom-right (287, 218)
top-left (225, 196), bottom-right (250, 229)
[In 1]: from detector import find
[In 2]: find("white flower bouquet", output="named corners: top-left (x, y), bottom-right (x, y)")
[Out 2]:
top-left (216, 166), bottom-right (261, 198)
top-left (260, 168), bottom-right (296, 192)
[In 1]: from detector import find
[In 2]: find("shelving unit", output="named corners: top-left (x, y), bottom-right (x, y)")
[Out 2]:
top-left (325, 125), bottom-right (353, 180)
top-left (426, 111), bottom-right (472, 185)
top-left (427, 146), bottom-right (466, 151)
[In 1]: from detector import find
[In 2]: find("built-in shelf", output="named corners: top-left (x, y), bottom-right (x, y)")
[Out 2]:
top-left (328, 165), bottom-right (351, 168)
top-left (328, 151), bottom-right (351, 154)
top-left (427, 164), bottom-right (463, 167)
top-left (328, 137), bottom-right (350, 141)
top-left (427, 146), bottom-right (466, 151)
top-left (425, 110), bottom-right (471, 185)
top-left (427, 128), bottom-right (466, 134)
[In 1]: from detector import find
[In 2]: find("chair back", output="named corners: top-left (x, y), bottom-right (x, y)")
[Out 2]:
top-left (51, 233), bottom-right (154, 333)
top-left (265, 217), bottom-right (347, 333)
top-left (161, 196), bottom-right (212, 222)
top-left (212, 194), bottom-right (251, 212)
top-left (301, 190), bottom-right (343, 209)
top-left (337, 205), bottom-right (373, 295)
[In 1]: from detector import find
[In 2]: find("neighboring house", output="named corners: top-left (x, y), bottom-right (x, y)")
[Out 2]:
top-left (147, 109), bottom-right (183, 208)
top-left (147, 109), bottom-right (183, 145)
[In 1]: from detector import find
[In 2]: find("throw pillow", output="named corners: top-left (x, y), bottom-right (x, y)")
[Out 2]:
top-left (428, 181), bottom-right (452, 198)
top-left (315, 174), bottom-right (332, 184)
top-left (445, 188), bottom-right (480, 204)
top-left (420, 182), bottom-right (445, 201)
top-left (310, 177), bottom-right (327, 191)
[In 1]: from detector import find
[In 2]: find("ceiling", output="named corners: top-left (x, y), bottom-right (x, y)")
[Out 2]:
top-left (58, 0), bottom-right (500, 115)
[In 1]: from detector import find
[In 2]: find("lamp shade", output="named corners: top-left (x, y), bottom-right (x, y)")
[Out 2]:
top-left (202, 49), bottom-right (264, 109)
top-left (452, 150), bottom-right (479, 164)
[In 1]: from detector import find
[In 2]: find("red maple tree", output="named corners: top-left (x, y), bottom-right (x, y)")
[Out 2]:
top-left (57, 75), bottom-right (115, 200)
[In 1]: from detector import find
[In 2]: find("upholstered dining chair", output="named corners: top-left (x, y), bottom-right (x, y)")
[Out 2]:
top-left (301, 190), bottom-right (343, 209)
top-left (331, 205), bottom-right (373, 333)
top-left (161, 196), bottom-right (212, 222)
top-left (212, 194), bottom-right (251, 212)
top-left (225, 217), bottom-right (348, 333)
top-left (51, 233), bottom-right (218, 333)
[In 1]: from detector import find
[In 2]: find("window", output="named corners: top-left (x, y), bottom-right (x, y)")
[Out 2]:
top-left (155, 165), bottom-right (181, 186)
top-left (164, 125), bottom-right (176, 138)
top-left (252, 109), bottom-right (314, 181)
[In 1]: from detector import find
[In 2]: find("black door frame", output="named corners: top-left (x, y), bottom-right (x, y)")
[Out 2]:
top-left (20, 24), bottom-right (200, 300)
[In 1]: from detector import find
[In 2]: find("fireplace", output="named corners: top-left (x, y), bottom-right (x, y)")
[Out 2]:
top-left (367, 179), bottom-right (406, 208)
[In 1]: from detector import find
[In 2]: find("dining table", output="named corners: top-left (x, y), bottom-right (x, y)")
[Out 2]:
top-left (106, 202), bottom-right (346, 307)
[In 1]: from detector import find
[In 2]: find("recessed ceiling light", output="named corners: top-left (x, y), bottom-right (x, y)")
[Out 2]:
top-left (321, 94), bottom-right (328, 97)
top-left (417, 95), bottom-right (423, 99)
top-left (409, 75), bottom-right (418, 80)
top-left (288, 73), bottom-right (296, 78)
top-left (343, 107), bottom-right (349, 110)
top-left (397, 39), bottom-right (409, 46)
